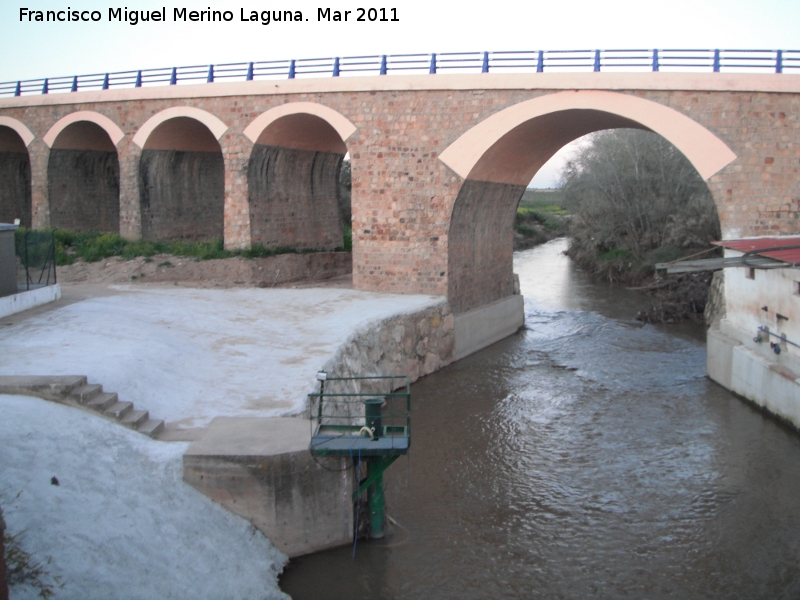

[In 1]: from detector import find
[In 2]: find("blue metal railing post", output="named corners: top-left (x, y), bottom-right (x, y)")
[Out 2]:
top-left (5, 48), bottom-right (800, 98)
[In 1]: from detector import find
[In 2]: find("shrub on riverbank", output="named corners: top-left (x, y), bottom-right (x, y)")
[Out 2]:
top-left (559, 129), bottom-right (722, 323)
top-left (561, 129), bottom-right (720, 284)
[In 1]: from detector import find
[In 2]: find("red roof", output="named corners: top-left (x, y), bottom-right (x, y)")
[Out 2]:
top-left (714, 237), bottom-right (800, 265)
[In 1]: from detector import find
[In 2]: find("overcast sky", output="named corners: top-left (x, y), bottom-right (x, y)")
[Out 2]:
top-left (2, 0), bottom-right (798, 185)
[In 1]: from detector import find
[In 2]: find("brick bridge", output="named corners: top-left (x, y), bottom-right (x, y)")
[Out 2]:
top-left (1, 69), bottom-right (799, 326)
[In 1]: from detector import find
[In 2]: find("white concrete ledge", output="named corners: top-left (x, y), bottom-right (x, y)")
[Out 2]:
top-left (0, 284), bottom-right (61, 318)
top-left (708, 326), bottom-right (800, 429)
top-left (454, 294), bottom-right (525, 360)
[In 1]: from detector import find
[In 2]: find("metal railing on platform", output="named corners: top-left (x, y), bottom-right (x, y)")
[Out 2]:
top-left (2, 48), bottom-right (798, 98)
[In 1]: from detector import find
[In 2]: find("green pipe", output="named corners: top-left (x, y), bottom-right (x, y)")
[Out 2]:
top-left (367, 459), bottom-right (385, 539)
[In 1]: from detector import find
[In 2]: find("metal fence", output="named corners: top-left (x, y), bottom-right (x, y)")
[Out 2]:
top-left (16, 229), bottom-right (57, 291)
top-left (2, 49), bottom-right (798, 98)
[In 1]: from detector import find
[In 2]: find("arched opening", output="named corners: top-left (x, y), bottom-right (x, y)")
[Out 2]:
top-left (440, 92), bottom-right (736, 315)
top-left (246, 110), bottom-right (351, 251)
top-left (0, 125), bottom-right (32, 227)
top-left (47, 120), bottom-right (120, 233)
top-left (138, 116), bottom-right (224, 241)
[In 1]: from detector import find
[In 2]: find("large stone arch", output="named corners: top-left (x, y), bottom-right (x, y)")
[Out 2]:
top-left (0, 118), bottom-right (34, 227)
top-left (45, 111), bottom-right (123, 233)
top-left (439, 91), bottom-right (737, 314)
top-left (134, 107), bottom-right (227, 241)
top-left (244, 103), bottom-right (357, 251)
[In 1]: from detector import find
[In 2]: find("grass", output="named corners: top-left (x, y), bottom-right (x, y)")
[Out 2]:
top-left (12, 228), bottom-right (352, 266)
top-left (515, 189), bottom-right (570, 240)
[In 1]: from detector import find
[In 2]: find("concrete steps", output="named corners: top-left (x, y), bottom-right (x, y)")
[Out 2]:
top-left (0, 375), bottom-right (165, 438)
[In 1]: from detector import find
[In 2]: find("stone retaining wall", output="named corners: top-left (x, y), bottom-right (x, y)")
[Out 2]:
top-left (320, 298), bottom-right (455, 387)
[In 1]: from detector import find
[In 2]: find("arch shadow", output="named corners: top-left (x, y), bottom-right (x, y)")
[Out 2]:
top-left (0, 119), bottom-right (33, 227)
top-left (245, 103), bottom-right (356, 251)
top-left (46, 113), bottom-right (122, 233)
top-left (135, 108), bottom-right (226, 241)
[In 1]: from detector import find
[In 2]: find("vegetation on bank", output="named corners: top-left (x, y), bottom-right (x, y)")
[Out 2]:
top-left (514, 189), bottom-right (570, 249)
top-left (15, 228), bottom-right (352, 266)
top-left (558, 129), bottom-right (722, 323)
top-left (560, 129), bottom-right (720, 285)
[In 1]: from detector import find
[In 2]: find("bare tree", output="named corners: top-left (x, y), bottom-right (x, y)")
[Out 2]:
top-left (561, 129), bottom-right (720, 280)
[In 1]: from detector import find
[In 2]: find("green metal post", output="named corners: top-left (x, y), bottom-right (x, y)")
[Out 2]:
top-left (367, 459), bottom-right (385, 539)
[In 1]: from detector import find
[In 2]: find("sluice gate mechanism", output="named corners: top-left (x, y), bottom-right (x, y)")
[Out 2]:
top-left (309, 373), bottom-right (410, 540)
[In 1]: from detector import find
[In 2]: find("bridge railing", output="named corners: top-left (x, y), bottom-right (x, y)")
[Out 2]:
top-left (2, 49), bottom-right (798, 98)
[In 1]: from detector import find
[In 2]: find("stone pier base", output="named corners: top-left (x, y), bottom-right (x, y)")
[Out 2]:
top-left (454, 295), bottom-right (525, 361)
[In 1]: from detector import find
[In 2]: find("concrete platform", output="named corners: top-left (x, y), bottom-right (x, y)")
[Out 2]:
top-left (183, 417), bottom-right (354, 557)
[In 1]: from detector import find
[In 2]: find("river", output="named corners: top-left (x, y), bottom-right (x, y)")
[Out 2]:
top-left (281, 238), bottom-right (800, 599)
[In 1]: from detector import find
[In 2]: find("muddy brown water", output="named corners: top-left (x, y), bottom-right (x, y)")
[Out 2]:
top-left (280, 238), bottom-right (800, 599)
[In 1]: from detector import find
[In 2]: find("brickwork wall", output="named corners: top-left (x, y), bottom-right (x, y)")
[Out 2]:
top-left (48, 149), bottom-right (119, 233)
top-left (139, 150), bottom-right (224, 241)
top-left (0, 152), bottom-right (31, 227)
top-left (1, 85), bottom-right (799, 311)
top-left (448, 180), bottom-right (526, 313)
top-left (248, 145), bottom-right (344, 250)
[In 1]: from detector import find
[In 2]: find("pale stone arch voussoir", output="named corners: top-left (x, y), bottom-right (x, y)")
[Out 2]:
top-left (0, 116), bottom-right (35, 147)
top-left (132, 106), bottom-right (228, 149)
top-left (43, 111), bottom-right (125, 148)
top-left (439, 90), bottom-right (737, 185)
top-left (244, 102), bottom-right (357, 153)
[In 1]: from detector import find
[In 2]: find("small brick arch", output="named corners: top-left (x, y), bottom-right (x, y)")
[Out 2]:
top-left (133, 107), bottom-right (226, 241)
top-left (0, 118), bottom-right (34, 226)
top-left (43, 111), bottom-right (124, 149)
top-left (244, 102), bottom-right (356, 153)
top-left (245, 102), bottom-right (356, 251)
top-left (132, 107), bottom-right (228, 150)
top-left (0, 117), bottom-right (35, 148)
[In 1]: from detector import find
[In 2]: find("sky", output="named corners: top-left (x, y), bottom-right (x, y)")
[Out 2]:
top-left (2, 0), bottom-right (799, 185)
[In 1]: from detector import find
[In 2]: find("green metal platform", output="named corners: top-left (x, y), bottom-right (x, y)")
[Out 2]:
top-left (308, 373), bottom-right (411, 539)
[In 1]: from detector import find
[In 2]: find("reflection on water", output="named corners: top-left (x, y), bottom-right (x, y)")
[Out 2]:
top-left (281, 238), bottom-right (800, 599)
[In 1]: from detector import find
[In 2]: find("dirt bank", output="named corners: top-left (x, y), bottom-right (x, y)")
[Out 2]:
top-left (52, 251), bottom-right (352, 288)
